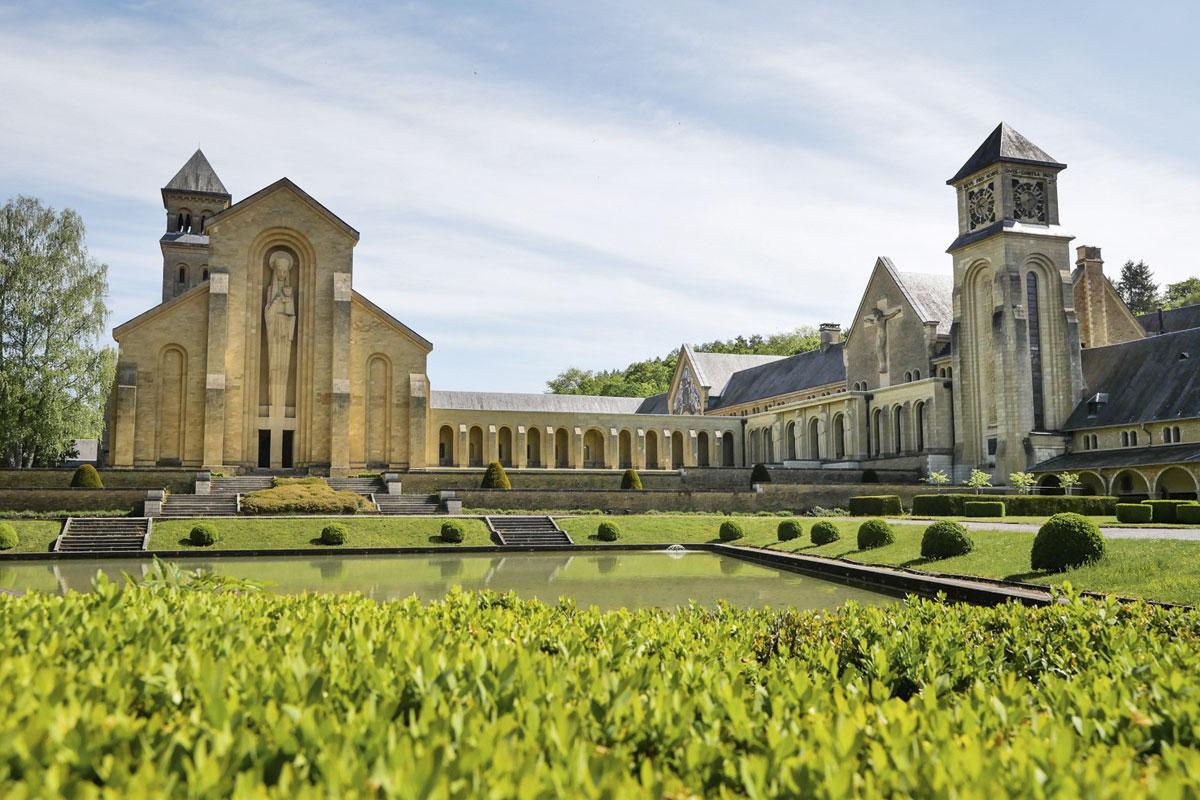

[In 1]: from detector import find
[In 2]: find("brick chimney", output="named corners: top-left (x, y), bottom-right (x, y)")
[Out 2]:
top-left (1073, 245), bottom-right (1108, 348)
top-left (819, 323), bottom-right (843, 348)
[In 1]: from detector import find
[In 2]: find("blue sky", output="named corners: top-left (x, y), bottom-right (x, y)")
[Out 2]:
top-left (3, 1), bottom-right (1199, 392)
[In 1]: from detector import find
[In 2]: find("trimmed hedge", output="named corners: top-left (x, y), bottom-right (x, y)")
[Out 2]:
top-left (70, 464), bottom-right (103, 489)
top-left (188, 524), bottom-right (216, 546)
top-left (750, 464), bottom-right (771, 484)
top-left (920, 521), bottom-right (973, 560)
top-left (620, 468), bottom-right (643, 491)
top-left (911, 493), bottom-right (1118, 517)
top-left (440, 521), bottom-right (464, 543)
top-left (857, 519), bottom-right (894, 550)
top-left (1142, 500), bottom-right (1195, 524)
top-left (848, 495), bottom-right (902, 516)
top-left (963, 501), bottom-right (1005, 518)
top-left (811, 521), bottom-right (840, 545)
top-left (597, 521), bottom-right (621, 542)
top-left (1115, 503), bottom-right (1153, 524)
top-left (0, 522), bottom-right (17, 550)
top-left (1178, 505), bottom-right (1200, 525)
top-left (481, 462), bottom-right (512, 490)
top-left (320, 523), bottom-right (347, 546)
top-left (777, 520), bottom-right (802, 541)
top-left (860, 469), bottom-right (879, 484)
top-left (1030, 513), bottom-right (1105, 572)
top-left (718, 521), bottom-right (744, 541)
top-left (241, 481), bottom-right (369, 515)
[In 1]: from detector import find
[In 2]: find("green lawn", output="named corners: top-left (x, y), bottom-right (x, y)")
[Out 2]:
top-left (149, 517), bottom-right (493, 550)
top-left (558, 514), bottom-right (1200, 605)
top-left (0, 520), bottom-right (64, 554)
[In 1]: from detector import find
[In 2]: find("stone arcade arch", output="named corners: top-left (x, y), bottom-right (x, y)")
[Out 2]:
top-left (697, 431), bottom-right (710, 467)
top-left (619, 430), bottom-right (633, 468)
top-left (1111, 469), bottom-right (1150, 499)
top-left (554, 428), bottom-right (570, 468)
top-left (1155, 466), bottom-right (1198, 499)
top-left (438, 425), bottom-right (455, 466)
top-left (526, 426), bottom-right (542, 467)
top-left (808, 417), bottom-right (820, 460)
top-left (583, 429), bottom-right (605, 468)
top-left (785, 421), bottom-right (797, 460)
top-left (914, 402), bottom-right (926, 452)
top-left (722, 431), bottom-right (735, 466)
top-left (832, 413), bottom-right (846, 460)
top-left (497, 426), bottom-right (513, 467)
top-left (671, 431), bottom-right (685, 467)
top-left (1077, 471), bottom-right (1105, 496)
top-left (468, 426), bottom-right (484, 467)
top-left (645, 430), bottom-right (660, 469)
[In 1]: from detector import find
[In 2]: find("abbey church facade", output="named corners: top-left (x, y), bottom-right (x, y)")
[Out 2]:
top-left (105, 125), bottom-right (1200, 498)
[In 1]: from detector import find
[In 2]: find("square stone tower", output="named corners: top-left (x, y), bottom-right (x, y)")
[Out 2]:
top-left (160, 150), bottom-right (231, 302)
top-left (946, 123), bottom-right (1083, 482)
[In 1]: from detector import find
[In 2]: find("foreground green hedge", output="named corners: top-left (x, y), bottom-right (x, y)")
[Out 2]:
top-left (847, 495), bottom-right (902, 516)
top-left (912, 493), bottom-right (1118, 517)
top-left (241, 480), bottom-right (370, 514)
top-left (3, 580), bottom-right (1200, 796)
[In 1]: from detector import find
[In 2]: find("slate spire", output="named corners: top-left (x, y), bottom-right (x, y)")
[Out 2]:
top-left (164, 149), bottom-right (229, 195)
top-left (947, 123), bottom-right (1065, 184)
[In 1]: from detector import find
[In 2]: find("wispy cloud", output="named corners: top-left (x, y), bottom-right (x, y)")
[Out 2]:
top-left (1, 1), bottom-right (1197, 392)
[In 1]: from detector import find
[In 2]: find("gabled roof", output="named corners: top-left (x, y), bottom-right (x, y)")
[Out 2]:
top-left (948, 122), bottom-right (1065, 184)
top-left (685, 347), bottom-right (784, 395)
top-left (1033, 441), bottom-right (1200, 472)
top-left (164, 149), bottom-right (229, 196)
top-left (896, 270), bottom-right (954, 335)
top-left (710, 343), bottom-right (846, 410)
top-left (430, 391), bottom-right (648, 415)
top-left (352, 291), bottom-right (432, 352)
top-left (113, 281), bottom-right (209, 339)
top-left (635, 392), bottom-right (669, 414)
top-left (1062, 327), bottom-right (1200, 430)
top-left (1138, 304), bottom-right (1200, 336)
top-left (204, 178), bottom-right (360, 241)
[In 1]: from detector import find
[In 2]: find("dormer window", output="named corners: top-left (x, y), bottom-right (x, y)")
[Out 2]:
top-left (1085, 393), bottom-right (1109, 418)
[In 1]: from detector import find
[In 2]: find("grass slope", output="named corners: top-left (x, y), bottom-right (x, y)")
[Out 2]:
top-left (0, 521), bottom-right (63, 554)
top-left (150, 517), bottom-right (493, 550)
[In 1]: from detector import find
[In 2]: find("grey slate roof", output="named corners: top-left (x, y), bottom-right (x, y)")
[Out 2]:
top-left (948, 123), bottom-right (1065, 184)
top-left (165, 149), bottom-right (229, 196)
top-left (710, 343), bottom-right (846, 410)
top-left (160, 232), bottom-right (210, 247)
top-left (688, 349), bottom-right (784, 395)
top-left (1138, 304), bottom-right (1200, 335)
top-left (1033, 442), bottom-right (1200, 472)
top-left (430, 391), bottom-right (648, 415)
top-left (1062, 327), bottom-right (1200, 430)
top-left (897, 270), bottom-right (954, 335)
top-left (635, 393), bottom-right (669, 414)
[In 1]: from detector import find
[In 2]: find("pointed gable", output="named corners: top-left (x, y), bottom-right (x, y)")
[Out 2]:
top-left (948, 122), bottom-right (1065, 184)
top-left (204, 178), bottom-right (360, 242)
top-left (165, 149), bottom-right (229, 196)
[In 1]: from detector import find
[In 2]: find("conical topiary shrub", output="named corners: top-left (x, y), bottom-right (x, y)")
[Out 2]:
top-left (750, 464), bottom-right (771, 485)
top-left (480, 462), bottom-right (512, 490)
top-left (70, 464), bottom-right (103, 489)
top-left (621, 468), bottom-right (643, 491)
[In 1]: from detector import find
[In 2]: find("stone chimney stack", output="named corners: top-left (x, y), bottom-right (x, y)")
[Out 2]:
top-left (1073, 245), bottom-right (1109, 348)
top-left (819, 323), bottom-right (843, 348)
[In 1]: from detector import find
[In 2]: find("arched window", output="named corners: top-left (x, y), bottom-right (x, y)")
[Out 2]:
top-left (1121, 431), bottom-right (1129, 447)
top-left (1130, 431), bottom-right (1138, 447)
top-left (1091, 434), bottom-right (1099, 450)
top-left (914, 369), bottom-right (921, 380)
top-left (198, 212), bottom-right (209, 233)
top-left (1027, 271), bottom-right (1046, 430)
top-left (201, 268), bottom-right (209, 281)
top-left (1175, 426), bottom-right (1183, 443)
top-left (893, 406), bottom-right (903, 453)
top-left (872, 409), bottom-right (882, 457)
top-left (1165, 427), bottom-right (1174, 444)
top-left (1082, 435), bottom-right (1090, 451)
top-left (904, 370), bottom-right (912, 383)
top-left (177, 265), bottom-right (187, 284)
top-left (914, 402), bottom-right (925, 452)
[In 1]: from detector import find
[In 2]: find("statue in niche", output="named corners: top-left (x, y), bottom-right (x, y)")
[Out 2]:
top-left (263, 251), bottom-right (296, 413)
top-left (864, 301), bottom-right (902, 374)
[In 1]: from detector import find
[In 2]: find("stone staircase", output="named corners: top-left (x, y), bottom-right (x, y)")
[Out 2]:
top-left (375, 494), bottom-right (442, 515)
top-left (327, 477), bottom-right (384, 496)
top-left (211, 476), bottom-right (273, 495)
top-left (159, 494), bottom-right (239, 517)
top-left (55, 517), bottom-right (150, 552)
top-left (487, 516), bottom-right (573, 546)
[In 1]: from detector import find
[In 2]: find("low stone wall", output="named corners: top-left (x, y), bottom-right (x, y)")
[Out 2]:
top-left (0, 469), bottom-right (194, 492)
top-left (455, 483), bottom-right (924, 513)
top-left (0, 489), bottom-right (144, 514)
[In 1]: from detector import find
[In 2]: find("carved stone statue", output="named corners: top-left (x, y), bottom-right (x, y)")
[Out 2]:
top-left (864, 301), bottom-right (902, 374)
top-left (672, 369), bottom-right (702, 415)
top-left (263, 251), bottom-right (296, 413)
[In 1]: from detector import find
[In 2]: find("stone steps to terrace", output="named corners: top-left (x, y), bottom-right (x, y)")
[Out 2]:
top-left (375, 494), bottom-right (442, 515)
top-left (327, 477), bottom-right (384, 496)
top-left (160, 494), bottom-right (239, 517)
top-left (487, 516), bottom-right (573, 546)
top-left (55, 517), bottom-right (150, 552)
top-left (210, 476), bottom-right (273, 495)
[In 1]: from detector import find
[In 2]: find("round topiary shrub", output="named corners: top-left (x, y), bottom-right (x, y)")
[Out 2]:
top-left (70, 464), bottom-right (103, 489)
top-left (480, 462), bottom-right (512, 490)
top-left (777, 519), bottom-right (803, 541)
top-left (320, 523), bottom-right (347, 546)
top-left (0, 522), bottom-right (18, 550)
top-left (857, 518), bottom-right (895, 550)
top-left (189, 524), bottom-right (217, 546)
top-left (860, 468), bottom-right (879, 484)
top-left (719, 520), bottom-right (744, 541)
top-left (750, 464), bottom-right (771, 485)
top-left (440, 520), bottom-right (464, 543)
top-left (620, 468), bottom-right (643, 491)
top-left (811, 520), bottom-right (840, 545)
top-left (597, 521), bottom-right (621, 541)
top-left (920, 520), bottom-right (974, 560)
top-left (1030, 513), bottom-right (1105, 572)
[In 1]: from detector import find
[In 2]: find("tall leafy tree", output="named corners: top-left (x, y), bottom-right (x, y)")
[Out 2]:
top-left (0, 197), bottom-right (115, 467)
top-left (1162, 277), bottom-right (1200, 310)
top-left (1115, 259), bottom-right (1159, 315)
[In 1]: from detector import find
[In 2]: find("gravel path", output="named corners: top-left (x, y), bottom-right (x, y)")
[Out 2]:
top-left (887, 519), bottom-right (1200, 542)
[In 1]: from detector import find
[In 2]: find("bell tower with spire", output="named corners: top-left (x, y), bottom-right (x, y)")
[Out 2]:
top-left (947, 123), bottom-right (1083, 481)
top-left (160, 149), bottom-right (231, 302)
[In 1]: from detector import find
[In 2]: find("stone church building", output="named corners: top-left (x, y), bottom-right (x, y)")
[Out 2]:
top-left (105, 124), bottom-right (1200, 498)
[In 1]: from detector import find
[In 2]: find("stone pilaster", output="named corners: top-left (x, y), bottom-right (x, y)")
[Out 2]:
top-left (329, 273), bottom-right (352, 474)
top-left (202, 270), bottom-right (228, 468)
top-left (408, 374), bottom-right (428, 469)
top-left (111, 364), bottom-right (138, 467)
